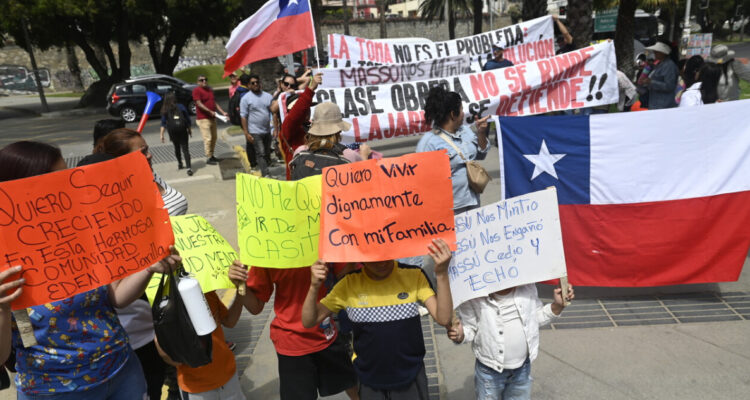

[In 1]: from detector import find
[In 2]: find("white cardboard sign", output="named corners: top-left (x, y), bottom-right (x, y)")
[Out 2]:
top-left (448, 188), bottom-right (567, 307)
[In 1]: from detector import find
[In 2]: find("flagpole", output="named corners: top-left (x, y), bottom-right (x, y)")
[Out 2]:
top-left (307, 0), bottom-right (321, 68)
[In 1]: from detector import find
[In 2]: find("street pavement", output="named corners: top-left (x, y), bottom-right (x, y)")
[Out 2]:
top-left (0, 93), bottom-right (749, 400)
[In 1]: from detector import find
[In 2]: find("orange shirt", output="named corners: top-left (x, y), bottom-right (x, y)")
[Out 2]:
top-left (177, 291), bottom-right (236, 393)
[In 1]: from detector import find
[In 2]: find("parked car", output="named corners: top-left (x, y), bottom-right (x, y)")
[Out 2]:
top-left (106, 79), bottom-right (196, 123)
top-left (125, 74), bottom-right (195, 89)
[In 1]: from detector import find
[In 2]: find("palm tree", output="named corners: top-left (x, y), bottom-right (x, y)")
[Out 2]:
top-left (567, 0), bottom-right (594, 48)
top-left (522, 0), bottom-right (548, 21)
top-left (419, 0), bottom-right (472, 39)
top-left (377, 0), bottom-right (387, 38)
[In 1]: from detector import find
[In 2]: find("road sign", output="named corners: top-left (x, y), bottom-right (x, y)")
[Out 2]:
top-left (595, 8), bottom-right (618, 33)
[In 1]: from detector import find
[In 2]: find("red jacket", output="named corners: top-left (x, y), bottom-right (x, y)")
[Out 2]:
top-left (280, 87), bottom-right (314, 180)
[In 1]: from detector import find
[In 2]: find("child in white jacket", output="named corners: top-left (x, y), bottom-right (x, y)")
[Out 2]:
top-left (447, 284), bottom-right (574, 400)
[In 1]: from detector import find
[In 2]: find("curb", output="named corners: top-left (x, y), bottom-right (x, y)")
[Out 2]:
top-left (41, 108), bottom-right (106, 118)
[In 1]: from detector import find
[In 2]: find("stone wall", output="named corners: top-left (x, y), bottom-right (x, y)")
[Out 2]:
top-left (0, 17), bottom-right (512, 94)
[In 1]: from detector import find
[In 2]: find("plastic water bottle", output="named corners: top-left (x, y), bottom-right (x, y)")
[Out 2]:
top-left (177, 276), bottom-right (217, 336)
top-left (320, 317), bottom-right (335, 340)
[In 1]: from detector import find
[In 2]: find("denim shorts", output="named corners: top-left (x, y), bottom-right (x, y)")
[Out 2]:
top-left (474, 358), bottom-right (532, 400)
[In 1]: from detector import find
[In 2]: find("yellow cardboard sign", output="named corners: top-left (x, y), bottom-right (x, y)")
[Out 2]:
top-left (236, 173), bottom-right (321, 268)
top-left (146, 214), bottom-right (237, 302)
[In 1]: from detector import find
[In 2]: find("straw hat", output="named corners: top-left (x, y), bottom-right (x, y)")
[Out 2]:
top-left (645, 42), bottom-right (671, 56)
top-left (308, 102), bottom-right (351, 136)
top-left (708, 44), bottom-right (735, 64)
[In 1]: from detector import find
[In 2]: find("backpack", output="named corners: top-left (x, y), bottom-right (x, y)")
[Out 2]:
top-left (228, 88), bottom-right (247, 126)
top-left (166, 108), bottom-right (188, 140)
top-left (289, 146), bottom-right (350, 180)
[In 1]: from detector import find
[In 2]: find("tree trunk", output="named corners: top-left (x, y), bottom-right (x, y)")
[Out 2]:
top-left (64, 43), bottom-right (84, 91)
top-left (566, 0), bottom-right (592, 49)
top-left (378, 0), bottom-right (387, 38)
top-left (116, 4), bottom-right (131, 80)
top-left (343, 0), bottom-right (350, 35)
top-left (615, 0), bottom-right (637, 78)
top-left (521, 0), bottom-right (547, 21)
top-left (473, 0), bottom-right (483, 34)
top-left (449, 9), bottom-right (456, 39)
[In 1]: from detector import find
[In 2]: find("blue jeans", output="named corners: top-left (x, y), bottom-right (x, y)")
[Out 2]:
top-left (18, 350), bottom-right (147, 400)
top-left (474, 358), bottom-right (532, 400)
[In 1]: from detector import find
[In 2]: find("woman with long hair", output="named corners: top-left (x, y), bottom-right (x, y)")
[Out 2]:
top-left (159, 92), bottom-right (193, 176)
top-left (0, 141), bottom-right (180, 399)
top-left (680, 62), bottom-right (722, 107)
top-left (676, 55), bottom-right (704, 104)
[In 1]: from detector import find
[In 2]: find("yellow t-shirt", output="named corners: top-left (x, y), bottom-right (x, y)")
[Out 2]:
top-left (320, 262), bottom-right (435, 389)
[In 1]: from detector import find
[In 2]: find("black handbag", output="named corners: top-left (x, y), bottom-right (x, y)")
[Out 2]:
top-left (152, 269), bottom-right (213, 368)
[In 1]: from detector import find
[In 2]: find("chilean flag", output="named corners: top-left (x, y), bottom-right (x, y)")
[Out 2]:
top-left (224, 0), bottom-right (315, 77)
top-left (498, 100), bottom-right (750, 287)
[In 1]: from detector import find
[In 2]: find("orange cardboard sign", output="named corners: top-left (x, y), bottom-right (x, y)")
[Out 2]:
top-left (0, 152), bottom-right (174, 309)
top-left (319, 151), bottom-right (456, 262)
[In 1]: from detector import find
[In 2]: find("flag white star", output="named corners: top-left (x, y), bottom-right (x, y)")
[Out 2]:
top-left (523, 139), bottom-right (566, 180)
top-left (288, 0), bottom-right (299, 5)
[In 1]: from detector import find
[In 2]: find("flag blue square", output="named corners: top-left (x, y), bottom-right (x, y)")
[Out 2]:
top-left (499, 115), bottom-right (590, 205)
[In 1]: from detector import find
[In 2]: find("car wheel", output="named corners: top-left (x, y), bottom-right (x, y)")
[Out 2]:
top-left (120, 107), bottom-right (137, 123)
top-left (188, 101), bottom-right (196, 115)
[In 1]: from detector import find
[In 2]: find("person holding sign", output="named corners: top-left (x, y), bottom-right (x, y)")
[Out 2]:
top-left (279, 72), bottom-right (323, 180)
top-left (447, 284), bottom-right (575, 400)
top-left (0, 141), bottom-right (182, 399)
top-left (301, 239), bottom-right (454, 400)
top-left (227, 261), bottom-right (359, 400)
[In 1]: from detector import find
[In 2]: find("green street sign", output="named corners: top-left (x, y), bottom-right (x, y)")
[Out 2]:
top-left (595, 8), bottom-right (618, 33)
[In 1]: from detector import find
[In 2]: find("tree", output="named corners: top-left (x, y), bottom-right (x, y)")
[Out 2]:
top-left (522, 0), bottom-right (548, 21)
top-left (377, 0), bottom-right (387, 38)
top-left (472, 0), bottom-right (483, 34)
top-left (419, 0), bottom-right (472, 39)
top-left (567, 0), bottom-right (594, 48)
top-left (0, 0), bottom-right (243, 107)
top-left (613, 0), bottom-right (638, 77)
top-left (135, 0), bottom-right (244, 75)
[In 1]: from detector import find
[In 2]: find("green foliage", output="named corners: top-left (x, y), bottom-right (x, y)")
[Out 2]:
top-left (174, 65), bottom-right (234, 87)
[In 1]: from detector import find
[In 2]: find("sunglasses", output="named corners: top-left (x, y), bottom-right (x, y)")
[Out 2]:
top-left (250, 81), bottom-right (260, 85)
top-left (281, 81), bottom-right (294, 87)
top-left (198, 78), bottom-right (207, 82)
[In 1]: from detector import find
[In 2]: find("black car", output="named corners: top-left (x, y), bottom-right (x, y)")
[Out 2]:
top-left (106, 78), bottom-right (197, 123)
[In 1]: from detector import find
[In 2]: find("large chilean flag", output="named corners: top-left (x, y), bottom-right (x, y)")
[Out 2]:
top-left (224, 0), bottom-right (315, 77)
top-left (498, 100), bottom-right (750, 287)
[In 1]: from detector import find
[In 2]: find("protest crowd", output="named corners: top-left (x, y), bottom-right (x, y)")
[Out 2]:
top-left (1, 3), bottom-right (750, 400)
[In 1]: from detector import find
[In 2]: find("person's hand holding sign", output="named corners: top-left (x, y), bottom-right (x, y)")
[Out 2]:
top-left (309, 259), bottom-right (328, 289)
top-left (551, 284), bottom-right (575, 315)
top-left (428, 238), bottom-right (452, 276)
top-left (227, 260), bottom-right (264, 314)
top-left (0, 267), bottom-right (25, 309)
top-left (424, 239), bottom-right (454, 326)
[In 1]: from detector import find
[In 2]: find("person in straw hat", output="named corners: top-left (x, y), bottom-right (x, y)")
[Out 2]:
top-left (288, 102), bottom-right (371, 180)
top-left (641, 41), bottom-right (679, 109)
top-left (707, 44), bottom-right (750, 102)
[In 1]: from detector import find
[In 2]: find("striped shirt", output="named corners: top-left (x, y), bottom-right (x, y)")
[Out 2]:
top-left (154, 173), bottom-right (188, 216)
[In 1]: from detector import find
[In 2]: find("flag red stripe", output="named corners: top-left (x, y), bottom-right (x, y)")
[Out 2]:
top-left (224, 12), bottom-right (314, 76)
top-left (560, 191), bottom-right (750, 287)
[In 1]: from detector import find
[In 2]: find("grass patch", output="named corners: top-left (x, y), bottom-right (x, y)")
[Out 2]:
top-left (174, 65), bottom-right (241, 87)
top-left (741, 79), bottom-right (750, 99)
top-left (46, 92), bottom-right (84, 98)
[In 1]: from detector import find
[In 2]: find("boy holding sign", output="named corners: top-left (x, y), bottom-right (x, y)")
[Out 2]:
top-left (301, 239), bottom-right (454, 400)
top-left (448, 284), bottom-right (574, 400)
